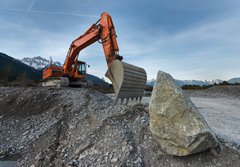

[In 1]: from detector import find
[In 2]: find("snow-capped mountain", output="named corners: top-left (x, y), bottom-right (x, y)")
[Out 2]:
top-left (0, 52), bottom-right (42, 80)
top-left (147, 79), bottom-right (156, 87)
top-left (205, 79), bottom-right (223, 84)
top-left (21, 56), bottom-right (61, 70)
top-left (228, 78), bottom-right (240, 84)
top-left (147, 78), bottom-right (240, 87)
top-left (147, 79), bottom-right (210, 87)
top-left (176, 80), bottom-right (209, 86)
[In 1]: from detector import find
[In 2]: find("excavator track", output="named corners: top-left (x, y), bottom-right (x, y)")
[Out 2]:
top-left (106, 60), bottom-right (147, 104)
top-left (41, 77), bottom-right (69, 88)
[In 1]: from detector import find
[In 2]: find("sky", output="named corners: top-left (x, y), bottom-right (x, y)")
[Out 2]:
top-left (0, 0), bottom-right (240, 81)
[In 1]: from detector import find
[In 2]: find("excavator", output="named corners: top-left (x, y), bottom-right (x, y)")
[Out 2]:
top-left (42, 12), bottom-right (147, 104)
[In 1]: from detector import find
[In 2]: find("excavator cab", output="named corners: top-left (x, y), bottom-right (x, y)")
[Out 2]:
top-left (75, 61), bottom-right (87, 79)
top-left (68, 61), bottom-right (88, 86)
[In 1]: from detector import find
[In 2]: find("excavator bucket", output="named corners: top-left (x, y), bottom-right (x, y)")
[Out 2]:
top-left (105, 60), bottom-right (147, 104)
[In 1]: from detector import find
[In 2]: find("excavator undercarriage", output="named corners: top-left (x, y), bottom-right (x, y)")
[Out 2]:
top-left (41, 77), bottom-right (69, 88)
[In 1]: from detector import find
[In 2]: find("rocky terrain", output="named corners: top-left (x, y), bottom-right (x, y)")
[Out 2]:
top-left (0, 87), bottom-right (240, 167)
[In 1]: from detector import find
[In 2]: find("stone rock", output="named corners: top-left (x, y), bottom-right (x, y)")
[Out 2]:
top-left (149, 71), bottom-right (219, 156)
top-left (75, 140), bottom-right (92, 156)
top-left (111, 157), bottom-right (118, 163)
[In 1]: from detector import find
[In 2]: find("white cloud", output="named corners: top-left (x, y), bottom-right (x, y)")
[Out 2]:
top-left (114, 11), bottom-right (240, 80)
top-left (0, 7), bottom-right (99, 18)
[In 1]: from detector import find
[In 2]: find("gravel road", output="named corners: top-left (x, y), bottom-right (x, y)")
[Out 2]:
top-left (191, 97), bottom-right (240, 146)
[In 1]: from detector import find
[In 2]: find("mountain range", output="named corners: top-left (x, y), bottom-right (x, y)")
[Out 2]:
top-left (0, 53), bottom-right (110, 88)
top-left (1, 54), bottom-right (239, 87)
top-left (18, 56), bottom-right (240, 86)
top-left (21, 56), bottom-right (61, 70)
top-left (228, 78), bottom-right (240, 84)
top-left (0, 53), bottom-right (42, 81)
top-left (147, 78), bottom-right (240, 87)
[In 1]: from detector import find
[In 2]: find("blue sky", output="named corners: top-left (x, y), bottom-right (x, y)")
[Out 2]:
top-left (0, 0), bottom-right (240, 81)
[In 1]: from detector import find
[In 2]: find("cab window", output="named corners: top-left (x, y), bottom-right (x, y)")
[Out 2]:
top-left (78, 63), bottom-right (86, 75)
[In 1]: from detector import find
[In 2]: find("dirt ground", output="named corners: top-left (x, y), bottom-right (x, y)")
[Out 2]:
top-left (191, 97), bottom-right (240, 147)
top-left (0, 86), bottom-right (240, 167)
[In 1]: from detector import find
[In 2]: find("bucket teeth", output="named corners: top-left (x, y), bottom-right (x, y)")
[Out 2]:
top-left (106, 60), bottom-right (147, 105)
top-left (114, 98), bottom-right (118, 105)
top-left (120, 98), bottom-right (124, 105)
top-left (126, 98), bottom-right (129, 105)
top-left (114, 97), bottom-right (144, 105)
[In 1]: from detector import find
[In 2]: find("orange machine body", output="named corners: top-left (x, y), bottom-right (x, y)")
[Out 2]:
top-left (42, 12), bottom-right (121, 83)
top-left (42, 61), bottom-right (87, 80)
top-left (42, 65), bottom-right (63, 79)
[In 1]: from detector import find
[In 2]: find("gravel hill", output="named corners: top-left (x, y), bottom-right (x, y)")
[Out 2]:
top-left (0, 87), bottom-right (240, 167)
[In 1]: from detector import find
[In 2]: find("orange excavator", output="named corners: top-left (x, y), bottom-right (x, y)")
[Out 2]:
top-left (42, 12), bottom-right (147, 103)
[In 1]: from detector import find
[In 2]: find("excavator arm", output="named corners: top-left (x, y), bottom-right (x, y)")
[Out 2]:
top-left (63, 12), bottom-right (122, 77)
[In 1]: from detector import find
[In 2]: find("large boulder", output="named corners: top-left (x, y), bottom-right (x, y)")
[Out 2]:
top-left (149, 71), bottom-right (219, 156)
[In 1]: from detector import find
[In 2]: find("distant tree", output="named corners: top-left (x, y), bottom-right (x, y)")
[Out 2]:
top-left (0, 64), bottom-right (13, 82)
top-left (15, 72), bottom-right (29, 85)
top-left (181, 84), bottom-right (213, 90)
top-left (219, 81), bottom-right (230, 85)
top-left (144, 85), bottom-right (153, 91)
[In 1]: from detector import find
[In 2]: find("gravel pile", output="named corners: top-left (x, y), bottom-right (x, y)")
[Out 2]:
top-left (185, 85), bottom-right (240, 98)
top-left (0, 87), bottom-right (240, 167)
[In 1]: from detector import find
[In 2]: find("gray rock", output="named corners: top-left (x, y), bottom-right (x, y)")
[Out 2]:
top-left (149, 71), bottom-right (219, 156)
top-left (111, 157), bottom-right (118, 163)
top-left (35, 152), bottom-right (44, 161)
top-left (75, 141), bottom-right (92, 156)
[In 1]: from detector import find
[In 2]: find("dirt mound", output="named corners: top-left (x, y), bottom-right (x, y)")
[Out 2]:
top-left (0, 87), bottom-right (240, 166)
top-left (185, 85), bottom-right (240, 98)
top-left (0, 87), bottom-right (61, 118)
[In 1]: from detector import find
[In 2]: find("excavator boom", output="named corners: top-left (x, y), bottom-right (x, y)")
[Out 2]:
top-left (63, 13), bottom-right (121, 74)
